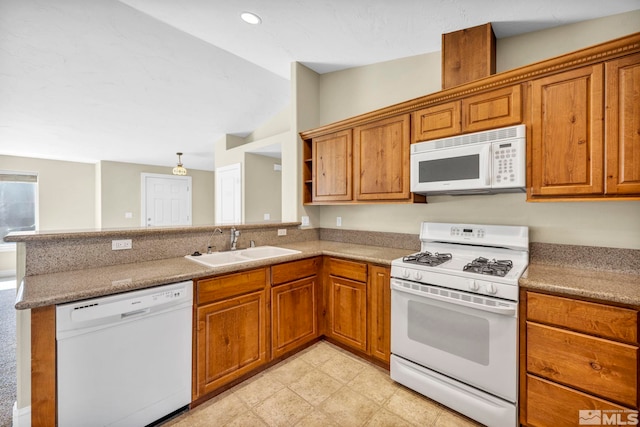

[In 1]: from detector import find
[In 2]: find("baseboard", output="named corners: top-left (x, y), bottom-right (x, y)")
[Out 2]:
top-left (12, 402), bottom-right (30, 427)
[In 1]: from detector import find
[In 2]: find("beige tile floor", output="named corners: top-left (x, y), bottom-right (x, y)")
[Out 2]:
top-left (164, 341), bottom-right (484, 427)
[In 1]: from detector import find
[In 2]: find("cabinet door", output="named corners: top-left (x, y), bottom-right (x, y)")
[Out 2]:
top-left (353, 114), bottom-right (411, 201)
top-left (312, 130), bottom-right (352, 202)
top-left (368, 265), bottom-right (390, 363)
top-left (529, 65), bottom-right (605, 196)
top-left (412, 101), bottom-right (461, 142)
top-left (271, 276), bottom-right (318, 359)
top-left (461, 85), bottom-right (522, 133)
top-left (327, 275), bottom-right (367, 352)
top-left (606, 53), bottom-right (640, 195)
top-left (195, 290), bottom-right (267, 398)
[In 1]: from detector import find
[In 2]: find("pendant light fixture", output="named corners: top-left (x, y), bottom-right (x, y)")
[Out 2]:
top-left (172, 152), bottom-right (187, 176)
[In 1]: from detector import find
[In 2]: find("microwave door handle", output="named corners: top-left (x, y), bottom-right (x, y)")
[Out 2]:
top-left (483, 145), bottom-right (491, 186)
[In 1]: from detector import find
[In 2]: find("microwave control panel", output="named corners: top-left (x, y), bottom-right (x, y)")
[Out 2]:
top-left (491, 139), bottom-right (526, 188)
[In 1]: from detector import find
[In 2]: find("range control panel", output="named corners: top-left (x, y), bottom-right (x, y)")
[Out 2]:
top-left (450, 226), bottom-right (485, 239)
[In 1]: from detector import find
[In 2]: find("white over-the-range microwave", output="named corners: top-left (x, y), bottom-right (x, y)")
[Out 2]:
top-left (410, 124), bottom-right (526, 195)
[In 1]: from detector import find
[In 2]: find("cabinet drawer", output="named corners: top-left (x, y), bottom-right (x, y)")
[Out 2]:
top-left (526, 292), bottom-right (638, 343)
top-left (197, 268), bottom-right (268, 305)
top-left (271, 257), bottom-right (320, 286)
top-left (327, 258), bottom-right (367, 282)
top-left (525, 375), bottom-right (632, 427)
top-left (527, 322), bottom-right (638, 407)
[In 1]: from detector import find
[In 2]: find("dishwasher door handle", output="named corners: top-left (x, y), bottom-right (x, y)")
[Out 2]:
top-left (121, 308), bottom-right (150, 319)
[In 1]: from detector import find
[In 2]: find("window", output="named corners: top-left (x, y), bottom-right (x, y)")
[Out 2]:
top-left (0, 171), bottom-right (37, 249)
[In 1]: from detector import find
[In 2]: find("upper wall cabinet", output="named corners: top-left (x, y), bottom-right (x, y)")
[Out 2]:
top-left (528, 52), bottom-right (640, 200)
top-left (302, 115), bottom-right (425, 205)
top-left (605, 53), bottom-right (640, 195)
top-left (311, 130), bottom-right (353, 202)
top-left (411, 85), bottom-right (522, 143)
top-left (353, 114), bottom-right (411, 201)
top-left (529, 65), bottom-right (605, 197)
top-left (301, 33), bottom-right (640, 204)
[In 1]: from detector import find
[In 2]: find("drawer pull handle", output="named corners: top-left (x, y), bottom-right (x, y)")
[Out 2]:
top-left (590, 361), bottom-right (602, 371)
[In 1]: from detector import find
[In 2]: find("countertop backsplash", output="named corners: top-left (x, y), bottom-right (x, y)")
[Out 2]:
top-left (529, 242), bottom-right (640, 275)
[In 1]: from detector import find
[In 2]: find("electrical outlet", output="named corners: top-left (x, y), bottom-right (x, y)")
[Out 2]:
top-left (264, 213), bottom-right (270, 220)
top-left (277, 229), bottom-right (287, 236)
top-left (301, 216), bottom-right (309, 227)
top-left (112, 239), bottom-right (132, 250)
top-left (336, 217), bottom-right (342, 227)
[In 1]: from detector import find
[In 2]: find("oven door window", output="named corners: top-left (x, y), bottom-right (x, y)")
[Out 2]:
top-left (408, 300), bottom-right (489, 365)
top-left (418, 155), bottom-right (480, 183)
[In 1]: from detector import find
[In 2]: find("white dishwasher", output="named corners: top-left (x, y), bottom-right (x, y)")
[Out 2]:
top-left (56, 281), bottom-right (193, 427)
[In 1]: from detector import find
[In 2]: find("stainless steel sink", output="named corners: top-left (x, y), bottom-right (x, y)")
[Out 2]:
top-left (185, 246), bottom-right (300, 267)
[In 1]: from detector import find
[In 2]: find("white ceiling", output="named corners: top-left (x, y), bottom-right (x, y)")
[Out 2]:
top-left (1, 0), bottom-right (638, 171)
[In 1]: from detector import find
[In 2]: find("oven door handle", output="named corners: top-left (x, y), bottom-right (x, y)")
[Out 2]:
top-left (391, 281), bottom-right (517, 317)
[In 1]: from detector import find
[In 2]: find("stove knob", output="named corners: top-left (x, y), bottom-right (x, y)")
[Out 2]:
top-left (469, 280), bottom-right (479, 291)
top-left (487, 283), bottom-right (498, 295)
top-left (414, 271), bottom-right (423, 281)
top-left (402, 269), bottom-right (410, 279)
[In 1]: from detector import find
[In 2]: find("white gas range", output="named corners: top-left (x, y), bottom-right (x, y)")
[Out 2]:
top-left (390, 222), bottom-right (529, 427)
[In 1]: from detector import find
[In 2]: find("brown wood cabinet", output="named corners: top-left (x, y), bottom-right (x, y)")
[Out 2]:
top-left (270, 258), bottom-right (320, 359)
top-left (529, 65), bottom-right (605, 197)
top-left (442, 23), bottom-right (496, 90)
top-left (605, 53), bottom-right (640, 195)
top-left (368, 265), bottom-right (391, 363)
top-left (301, 33), bottom-right (640, 203)
top-left (325, 258), bottom-right (368, 352)
top-left (193, 269), bottom-right (269, 400)
top-left (529, 53), bottom-right (640, 200)
top-left (303, 114), bottom-right (422, 205)
top-left (520, 291), bottom-right (640, 426)
top-left (412, 85), bottom-right (522, 142)
top-left (353, 114), bottom-right (411, 201)
top-left (412, 100), bottom-right (461, 142)
top-left (312, 129), bottom-right (353, 202)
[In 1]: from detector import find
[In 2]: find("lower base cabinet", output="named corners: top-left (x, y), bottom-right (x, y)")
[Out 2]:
top-left (192, 257), bottom-right (394, 404)
top-left (325, 258), bottom-right (368, 353)
top-left (193, 268), bottom-right (269, 400)
top-left (520, 290), bottom-right (639, 426)
top-left (271, 258), bottom-right (321, 359)
top-left (368, 265), bottom-right (391, 363)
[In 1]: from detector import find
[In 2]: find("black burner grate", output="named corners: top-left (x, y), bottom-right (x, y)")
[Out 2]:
top-left (463, 257), bottom-right (513, 277)
top-left (402, 251), bottom-right (452, 267)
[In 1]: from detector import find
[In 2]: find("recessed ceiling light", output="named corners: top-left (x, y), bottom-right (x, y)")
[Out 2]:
top-left (240, 12), bottom-right (262, 25)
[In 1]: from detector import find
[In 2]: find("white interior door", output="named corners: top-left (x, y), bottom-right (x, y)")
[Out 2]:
top-left (141, 173), bottom-right (192, 227)
top-left (215, 163), bottom-right (241, 224)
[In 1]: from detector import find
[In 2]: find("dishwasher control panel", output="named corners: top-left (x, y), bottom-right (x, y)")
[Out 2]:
top-left (152, 287), bottom-right (187, 302)
top-left (57, 281), bottom-right (193, 335)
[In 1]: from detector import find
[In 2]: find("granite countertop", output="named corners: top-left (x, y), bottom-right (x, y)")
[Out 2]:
top-left (15, 240), bottom-right (413, 310)
top-left (520, 263), bottom-right (640, 307)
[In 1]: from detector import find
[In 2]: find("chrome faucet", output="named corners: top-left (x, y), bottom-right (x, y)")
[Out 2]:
top-left (207, 228), bottom-right (223, 254)
top-left (230, 227), bottom-right (240, 250)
